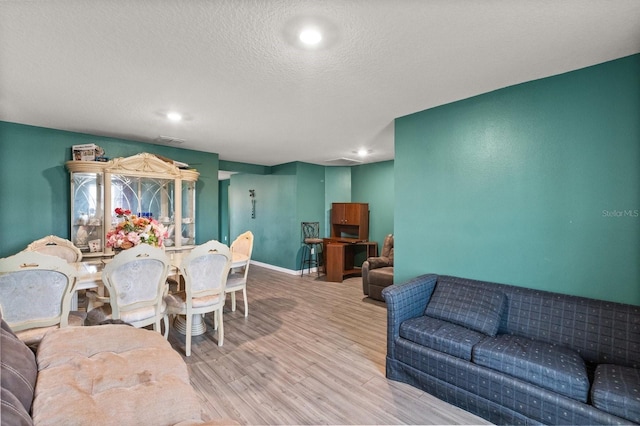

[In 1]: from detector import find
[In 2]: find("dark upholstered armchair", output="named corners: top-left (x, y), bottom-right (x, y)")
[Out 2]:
top-left (362, 234), bottom-right (393, 301)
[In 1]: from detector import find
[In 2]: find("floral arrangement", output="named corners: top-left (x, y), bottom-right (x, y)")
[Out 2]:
top-left (106, 208), bottom-right (167, 249)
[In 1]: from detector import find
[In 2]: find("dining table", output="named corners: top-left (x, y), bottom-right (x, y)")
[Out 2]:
top-left (71, 250), bottom-right (249, 331)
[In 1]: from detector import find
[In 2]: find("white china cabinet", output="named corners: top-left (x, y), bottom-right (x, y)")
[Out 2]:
top-left (66, 153), bottom-right (199, 257)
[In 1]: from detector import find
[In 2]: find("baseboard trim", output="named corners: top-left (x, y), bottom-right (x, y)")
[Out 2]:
top-left (250, 260), bottom-right (313, 276)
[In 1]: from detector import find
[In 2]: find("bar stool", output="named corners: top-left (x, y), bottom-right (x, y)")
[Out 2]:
top-left (300, 222), bottom-right (323, 276)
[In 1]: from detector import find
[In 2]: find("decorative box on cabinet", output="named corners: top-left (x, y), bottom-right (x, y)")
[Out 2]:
top-left (66, 153), bottom-right (199, 257)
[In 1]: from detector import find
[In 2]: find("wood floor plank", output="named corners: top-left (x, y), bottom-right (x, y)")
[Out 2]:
top-left (168, 265), bottom-right (492, 425)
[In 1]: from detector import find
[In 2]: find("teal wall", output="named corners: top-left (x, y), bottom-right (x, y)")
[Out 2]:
top-left (218, 159), bottom-right (272, 247)
top-left (324, 167), bottom-right (351, 237)
top-left (224, 161), bottom-right (395, 272)
top-left (0, 124), bottom-right (394, 275)
top-left (296, 163), bottom-right (326, 232)
top-left (352, 160), bottom-right (394, 250)
top-left (229, 173), bottom-right (298, 269)
top-left (0, 121), bottom-right (219, 258)
top-left (394, 54), bottom-right (640, 305)
top-left (295, 163), bottom-right (326, 268)
top-left (228, 162), bottom-right (330, 271)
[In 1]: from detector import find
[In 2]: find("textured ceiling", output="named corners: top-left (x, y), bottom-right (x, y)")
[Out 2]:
top-left (1, 1), bottom-right (639, 167)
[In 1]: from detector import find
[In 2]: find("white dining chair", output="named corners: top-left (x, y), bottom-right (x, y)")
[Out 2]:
top-left (226, 231), bottom-right (254, 317)
top-left (0, 251), bottom-right (81, 345)
top-left (25, 235), bottom-right (83, 263)
top-left (164, 240), bottom-right (231, 355)
top-left (165, 240), bottom-right (231, 356)
top-left (85, 244), bottom-right (171, 337)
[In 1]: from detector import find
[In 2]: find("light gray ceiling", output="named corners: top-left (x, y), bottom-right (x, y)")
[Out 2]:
top-left (2, 1), bottom-right (639, 166)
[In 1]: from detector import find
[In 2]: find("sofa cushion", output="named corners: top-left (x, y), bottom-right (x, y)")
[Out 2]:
top-left (400, 316), bottom-right (485, 360)
top-left (591, 364), bottom-right (640, 423)
top-left (1, 317), bottom-right (37, 425)
top-left (368, 267), bottom-right (394, 286)
top-left (472, 334), bottom-right (590, 402)
top-left (32, 325), bottom-right (204, 425)
top-left (425, 280), bottom-right (506, 336)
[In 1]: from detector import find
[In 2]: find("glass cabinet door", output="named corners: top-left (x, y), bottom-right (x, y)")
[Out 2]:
top-left (110, 174), bottom-right (178, 245)
top-left (70, 172), bottom-right (104, 254)
top-left (110, 175), bottom-right (173, 222)
top-left (181, 180), bottom-right (196, 246)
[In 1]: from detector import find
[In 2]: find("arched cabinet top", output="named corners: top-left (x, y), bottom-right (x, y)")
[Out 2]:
top-left (66, 152), bottom-right (199, 181)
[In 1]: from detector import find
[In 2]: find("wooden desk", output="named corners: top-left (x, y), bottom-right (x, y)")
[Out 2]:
top-left (323, 238), bottom-right (377, 283)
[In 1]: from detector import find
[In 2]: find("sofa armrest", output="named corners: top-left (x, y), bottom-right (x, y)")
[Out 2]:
top-left (362, 261), bottom-right (371, 295)
top-left (366, 256), bottom-right (392, 270)
top-left (381, 274), bottom-right (438, 359)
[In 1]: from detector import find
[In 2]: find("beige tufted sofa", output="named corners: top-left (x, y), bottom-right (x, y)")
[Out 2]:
top-left (1, 315), bottom-right (222, 426)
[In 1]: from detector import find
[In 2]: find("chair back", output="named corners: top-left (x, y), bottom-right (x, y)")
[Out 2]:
top-left (180, 240), bottom-right (231, 301)
top-left (101, 244), bottom-right (170, 322)
top-left (0, 251), bottom-right (76, 331)
top-left (302, 222), bottom-right (321, 243)
top-left (380, 234), bottom-right (394, 258)
top-left (230, 231), bottom-right (254, 278)
top-left (26, 235), bottom-right (82, 263)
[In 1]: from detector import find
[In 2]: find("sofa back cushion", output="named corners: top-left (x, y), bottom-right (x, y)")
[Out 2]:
top-left (500, 286), bottom-right (640, 368)
top-left (473, 334), bottom-right (590, 402)
top-left (1, 316), bottom-right (37, 425)
top-left (425, 279), bottom-right (506, 336)
top-left (439, 275), bottom-right (640, 369)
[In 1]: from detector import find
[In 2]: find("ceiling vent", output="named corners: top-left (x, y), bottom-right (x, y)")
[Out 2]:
top-left (324, 157), bottom-right (363, 166)
top-left (155, 136), bottom-right (185, 145)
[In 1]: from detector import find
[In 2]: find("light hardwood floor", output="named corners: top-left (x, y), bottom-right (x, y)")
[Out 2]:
top-left (167, 265), bottom-right (492, 425)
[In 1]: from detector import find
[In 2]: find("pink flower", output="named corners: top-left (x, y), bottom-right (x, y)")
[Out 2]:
top-left (126, 231), bottom-right (141, 245)
top-left (106, 207), bottom-right (167, 249)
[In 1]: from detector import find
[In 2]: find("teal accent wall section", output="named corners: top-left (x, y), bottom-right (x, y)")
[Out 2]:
top-left (295, 163), bottom-right (326, 268)
top-left (228, 162), bottom-right (327, 271)
top-left (0, 122), bottom-right (219, 258)
top-left (324, 167), bottom-right (351, 237)
top-left (352, 160), bottom-right (394, 250)
top-left (394, 54), bottom-right (640, 305)
top-left (229, 173), bottom-right (298, 269)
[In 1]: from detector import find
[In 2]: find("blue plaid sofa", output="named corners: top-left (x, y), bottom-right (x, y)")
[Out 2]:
top-left (382, 274), bottom-right (640, 425)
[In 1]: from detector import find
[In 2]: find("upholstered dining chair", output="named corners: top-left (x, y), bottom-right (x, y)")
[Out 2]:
top-left (25, 235), bottom-right (82, 263)
top-left (226, 231), bottom-right (254, 317)
top-left (85, 244), bottom-right (171, 337)
top-left (0, 251), bottom-right (82, 346)
top-left (164, 240), bottom-right (231, 355)
top-left (25, 235), bottom-right (86, 310)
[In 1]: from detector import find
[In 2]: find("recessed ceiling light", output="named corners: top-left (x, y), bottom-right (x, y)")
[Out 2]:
top-left (167, 112), bottom-right (182, 122)
top-left (357, 148), bottom-right (370, 157)
top-left (299, 28), bottom-right (322, 45)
